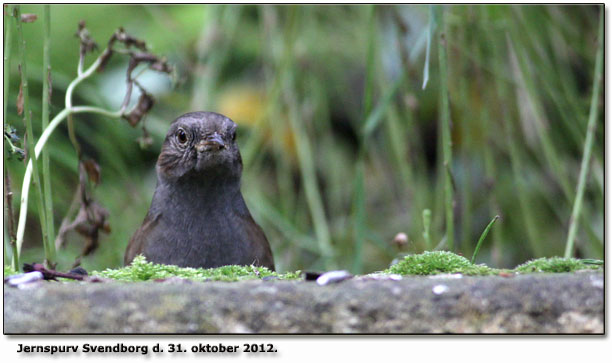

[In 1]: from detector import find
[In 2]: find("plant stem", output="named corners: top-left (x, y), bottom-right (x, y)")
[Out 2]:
top-left (3, 4), bottom-right (12, 122)
top-left (276, 8), bottom-right (333, 267)
top-left (15, 52), bottom-right (121, 258)
top-left (41, 5), bottom-right (56, 263)
top-left (3, 4), bottom-right (18, 270)
top-left (352, 5), bottom-right (376, 273)
top-left (4, 166), bottom-right (19, 270)
top-left (16, 105), bottom-right (122, 255)
top-left (435, 6), bottom-right (454, 251)
top-left (422, 209), bottom-right (432, 249)
top-left (564, 9), bottom-right (603, 258)
top-left (285, 89), bottom-right (334, 261)
top-left (15, 5), bottom-right (52, 267)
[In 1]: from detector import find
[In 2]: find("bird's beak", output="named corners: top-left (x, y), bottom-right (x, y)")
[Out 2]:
top-left (196, 132), bottom-right (226, 152)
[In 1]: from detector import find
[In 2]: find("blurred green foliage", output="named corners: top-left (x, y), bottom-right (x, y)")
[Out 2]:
top-left (4, 5), bottom-right (603, 274)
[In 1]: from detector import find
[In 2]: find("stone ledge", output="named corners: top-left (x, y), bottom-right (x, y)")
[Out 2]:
top-left (4, 271), bottom-right (603, 334)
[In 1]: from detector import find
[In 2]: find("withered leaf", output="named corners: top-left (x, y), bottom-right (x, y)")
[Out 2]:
top-left (149, 58), bottom-right (172, 74)
top-left (97, 48), bottom-right (113, 73)
top-left (75, 20), bottom-right (98, 57)
top-left (20, 13), bottom-right (37, 23)
top-left (131, 51), bottom-right (172, 74)
top-left (55, 161), bottom-right (111, 264)
top-left (74, 199), bottom-right (111, 257)
top-left (123, 91), bottom-right (154, 127)
top-left (114, 27), bottom-right (147, 50)
top-left (82, 159), bottom-right (101, 186)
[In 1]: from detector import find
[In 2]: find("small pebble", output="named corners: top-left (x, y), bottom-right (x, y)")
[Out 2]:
top-left (359, 273), bottom-right (403, 281)
top-left (316, 270), bottom-right (353, 286)
top-left (5, 271), bottom-right (44, 288)
top-left (432, 284), bottom-right (449, 295)
top-left (590, 275), bottom-right (603, 289)
top-left (429, 273), bottom-right (463, 279)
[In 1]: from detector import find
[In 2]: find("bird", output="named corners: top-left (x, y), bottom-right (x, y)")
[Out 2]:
top-left (124, 111), bottom-right (275, 271)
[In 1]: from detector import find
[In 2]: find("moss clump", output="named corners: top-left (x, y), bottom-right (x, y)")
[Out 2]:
top-left (5, 253), bottom-right (602, 282)
top-left (386, 252), bottom-right (603, 277)
top-left (385, 251), bottom-right (496, 276)
top-left (514, 257), bottom-right (603, 273)
top-left (4, 265), bottom-right (18, 277)
top-left (93, 255), bottom-right (301, 282)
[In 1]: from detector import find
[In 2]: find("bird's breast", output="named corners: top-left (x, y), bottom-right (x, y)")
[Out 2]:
top-left (145, 192), bottom-right (252, 268)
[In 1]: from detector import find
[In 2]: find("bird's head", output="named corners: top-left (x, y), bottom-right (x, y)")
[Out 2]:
top-left (156, 112), bottom-right (242, 182)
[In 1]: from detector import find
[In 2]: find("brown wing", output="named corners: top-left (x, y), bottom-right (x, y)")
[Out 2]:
top-left (124, 212), bottom-right (161, 265)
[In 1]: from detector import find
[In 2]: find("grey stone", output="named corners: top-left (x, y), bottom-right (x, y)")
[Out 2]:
top-left (4, 271), bottom-right (603, 334)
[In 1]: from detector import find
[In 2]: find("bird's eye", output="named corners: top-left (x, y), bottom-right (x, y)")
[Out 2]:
top-left (176, 128), bottom-right (188, 144)
top-left (231, 130), bottom-right (236, 141)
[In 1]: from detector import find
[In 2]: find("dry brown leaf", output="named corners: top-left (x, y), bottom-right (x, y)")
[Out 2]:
top-left (82, 159), bottom-right (101, 186)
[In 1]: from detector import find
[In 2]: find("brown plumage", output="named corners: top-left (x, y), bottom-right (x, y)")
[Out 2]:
top-left (124, 112), bottom-right (275, 270)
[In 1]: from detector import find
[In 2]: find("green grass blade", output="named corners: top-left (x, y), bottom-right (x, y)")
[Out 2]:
top-left (564, 8), bottom-right (603, 258)
top-left (471, 215), bottom-right (499, 264)
top-left (435, 5), bottom-right (454, 251)
top-left (3, 5), bottom-right (19, 270)
top-left (422, 5), bottom-right (433, 90)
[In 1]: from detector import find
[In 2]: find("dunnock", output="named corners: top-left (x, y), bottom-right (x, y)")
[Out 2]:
top-left (125, 112), bottom-right (275, 270)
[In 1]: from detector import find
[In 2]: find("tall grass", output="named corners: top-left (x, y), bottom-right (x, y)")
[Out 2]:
top-left (564, 9), bottom-right (603, 258)
top-left (4, 5), bottom-right (603, 273)
top-left (435, 6), bottom-right (454, 252)
top-left (14, 5), bottom-right (54, 267)
top-left (3, 5), bottom-right (19, 269)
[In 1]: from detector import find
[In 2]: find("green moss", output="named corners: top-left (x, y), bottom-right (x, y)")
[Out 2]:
top-left (514, 257), bottom-right (603, 273)
top-left (385, 252), bottom-right (603, 276)
top-left (7, 252), bottom-right (600, 283)
top-left (385, 251), bottom-right (496, 276)
top-left (93, 255), bottom-right (302, 282)
top-left (4, 265), bottom-right (18, 277)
